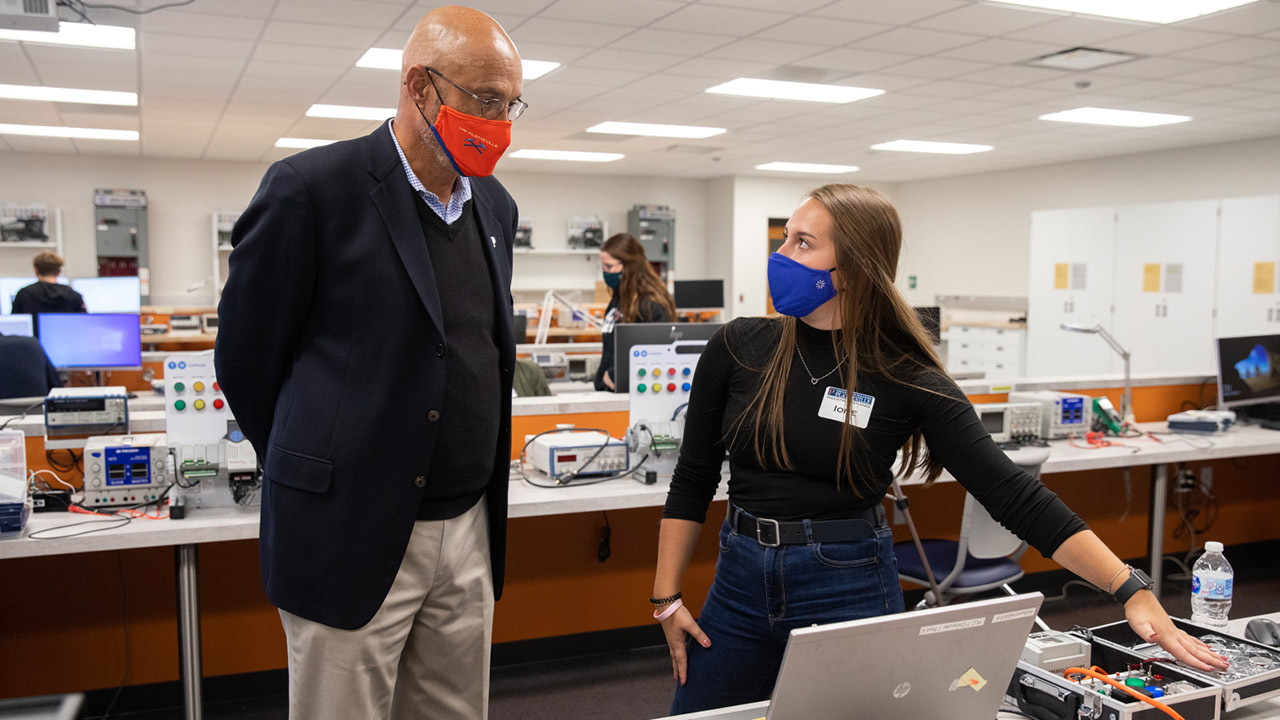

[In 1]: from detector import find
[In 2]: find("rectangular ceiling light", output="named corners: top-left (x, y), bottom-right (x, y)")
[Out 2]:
top-left (509, 149), bottom-right (623, 162)
top-left (0, 22), bottom-right (135, 50)
top-left (1039, 107), bottom-right (1192, 127)
top-left (706, 78), bottom-right (883, 104)
top-left (586, 122), bottom-right (726, 139)
top-left (1027, 47), bottom-right (1137, 71)
top-left (871, 140), bottom-right (993, 154)
top-left (0, 83), bottom-right (137, 106)
top-left (756, 162), bottom-right (859, 173)
top-left (0, 123), bottom-right (138, 140)
top-left (990, 0), bottom-right (1258, 24)
top-left (356, 48), bottom-right (561, 80)
top-left (306, 104), bottom-right (394, 121)
top-left (275, 138), bottom-right (336, 149)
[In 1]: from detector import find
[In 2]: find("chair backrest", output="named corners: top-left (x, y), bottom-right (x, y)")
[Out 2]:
top-left (960, 493), bottom-right (1024, 559)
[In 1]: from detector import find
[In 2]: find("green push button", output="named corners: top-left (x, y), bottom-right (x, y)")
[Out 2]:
top-left (174, 400), bottom-right (186, 411)
top-left (173, 381), bottom-right (185, 393)
top-left (638, 368), bottom-right (646, 377)
top-left (1124, 678), bottom-right (1145, 688)
top-left (637, 383), bottom-right (647, 393)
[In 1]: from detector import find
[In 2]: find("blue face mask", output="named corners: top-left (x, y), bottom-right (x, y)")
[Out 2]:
top-left (767, 252), bottom-right (837, 317)
top-left (603, 270), bottom-right (622, 289)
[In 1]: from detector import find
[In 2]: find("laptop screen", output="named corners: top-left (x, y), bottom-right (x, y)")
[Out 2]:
top-left (767, 593), bottom-right (1044, 720)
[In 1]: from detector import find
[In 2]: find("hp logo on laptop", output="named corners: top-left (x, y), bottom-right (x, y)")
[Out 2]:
top-left (892, 682), bottom-right (911, 699)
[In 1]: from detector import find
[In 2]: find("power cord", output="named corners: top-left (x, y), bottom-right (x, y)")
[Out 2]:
top-left (597, 511), bottom-right (611, 563)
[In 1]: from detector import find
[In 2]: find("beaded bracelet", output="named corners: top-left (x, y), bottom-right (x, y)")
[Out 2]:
top-left (650, 591), bottom-right (683, 605)
top-left (653, 597), bottom-right (683, 622)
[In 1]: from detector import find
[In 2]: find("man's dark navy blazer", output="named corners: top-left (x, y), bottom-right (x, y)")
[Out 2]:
top-left (215, 122), bottom-right (517, 630)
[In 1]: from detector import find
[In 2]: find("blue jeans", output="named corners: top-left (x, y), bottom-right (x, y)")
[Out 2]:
top-left (670, 515), bottom-right (904, 715)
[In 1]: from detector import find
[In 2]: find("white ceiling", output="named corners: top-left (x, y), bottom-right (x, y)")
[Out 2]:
top-left (2, 0), bottom-right (1280, 182)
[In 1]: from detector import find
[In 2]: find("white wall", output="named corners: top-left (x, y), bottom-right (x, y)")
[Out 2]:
top-left (0, 152), bottom-right (268, 305)
top-left (892, 134), bottom-right (1280, 307)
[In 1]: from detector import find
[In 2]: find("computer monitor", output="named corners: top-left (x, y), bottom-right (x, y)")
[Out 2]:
top-left (1216, 334), bottom-right (1280, 410)
top-left (0, 314), bottom-right (34, 337)
top-left (673, 279), bottom-right (725, 310)
top-left (70, 276), bottom-right (142, 314)
top-left (614, 322), bottom-right (722, 394)
top-left (0, 276), bottom-right (68, 315)
top-left (914, 306), bottom-right (941, 345)
top-left (37, 313), bottom-right (142, 370)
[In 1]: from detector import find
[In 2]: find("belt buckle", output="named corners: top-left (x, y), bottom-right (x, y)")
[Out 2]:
top-left (755, 517), bottom-right (781, 547)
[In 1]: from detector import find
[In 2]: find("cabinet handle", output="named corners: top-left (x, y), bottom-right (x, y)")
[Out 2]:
top-left (1270, 308), bottom-right (1274, 322)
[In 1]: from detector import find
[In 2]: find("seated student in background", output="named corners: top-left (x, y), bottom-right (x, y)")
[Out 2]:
top-left (11, 252), bottom-right (86, 315)
top-left (595, 233), bottom-right (677, 392)
top-left (0, 331), bottom-right (62, 399)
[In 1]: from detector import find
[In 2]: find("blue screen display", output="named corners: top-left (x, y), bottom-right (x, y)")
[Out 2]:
top-left (37, 313), bottom-right (142, 369)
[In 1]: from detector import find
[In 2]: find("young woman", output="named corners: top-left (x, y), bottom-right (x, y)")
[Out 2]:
top-left (594, 232), bottom-right (677, 392)
top-left (651, 184), bottom-right (1227, 714)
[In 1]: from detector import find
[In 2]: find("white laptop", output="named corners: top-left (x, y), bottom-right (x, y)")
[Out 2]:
top-left (764, 593), bottom-right (1044, 720)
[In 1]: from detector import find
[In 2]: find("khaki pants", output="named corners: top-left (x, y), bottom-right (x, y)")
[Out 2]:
top-left (279, 497), bottom-right (493, 720)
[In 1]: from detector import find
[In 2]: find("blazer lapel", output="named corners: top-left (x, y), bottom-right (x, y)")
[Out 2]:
top-left (368, 128), bottom-right (446, 339)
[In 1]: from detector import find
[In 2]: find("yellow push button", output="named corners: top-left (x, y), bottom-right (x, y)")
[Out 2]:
top-left (193, 381), bottom-right (205, 392)
top-left (651, 383), bottom-right (662, 393)
top-left (194, 399), bottom-right (206, 411)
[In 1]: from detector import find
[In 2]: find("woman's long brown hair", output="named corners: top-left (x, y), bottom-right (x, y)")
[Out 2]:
top-left (738, 184), bottom-right (950, 494)
top-left (601, 233), bottom-right (677, 322)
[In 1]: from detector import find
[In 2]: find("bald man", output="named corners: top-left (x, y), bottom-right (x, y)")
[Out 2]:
top-left (215, 7), bottom-right (523, 718)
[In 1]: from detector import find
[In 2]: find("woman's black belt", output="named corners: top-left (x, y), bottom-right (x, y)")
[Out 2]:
top-left (729, 502), bottom-right (885, 547)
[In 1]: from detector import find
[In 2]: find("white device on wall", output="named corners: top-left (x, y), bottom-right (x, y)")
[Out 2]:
top-left (81, 433), bottom-right (172, 508)
top-left (164, 351), bottom-right (260, 510)
top-left (627, 340), bottom-right (704, 479)
top-left (1007, 390), bottom-right (1094, 439)
top-left (972, 401), bottom-right (1043, 444)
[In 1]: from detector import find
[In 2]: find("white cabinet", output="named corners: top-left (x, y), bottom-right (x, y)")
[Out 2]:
top-left (1215, 197), bottom-right (1280, 339)
top-left (1112, 200), bottom-right (1219, 375)
top-left (1026, 207), bottom-right (1118, 377)
top-left (945, 325), bottom-right (1026, 379)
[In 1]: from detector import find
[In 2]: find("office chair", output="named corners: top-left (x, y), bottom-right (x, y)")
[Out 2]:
top-left (894, 445), bottom-right (1050, 608)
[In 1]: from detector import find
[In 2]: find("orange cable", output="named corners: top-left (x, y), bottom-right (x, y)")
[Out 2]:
top-left (1063, 667), bottom-right (1184, 720)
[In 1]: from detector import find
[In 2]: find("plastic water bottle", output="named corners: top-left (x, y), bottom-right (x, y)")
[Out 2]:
top-left (1191, 541), bottom-right (1233, 629)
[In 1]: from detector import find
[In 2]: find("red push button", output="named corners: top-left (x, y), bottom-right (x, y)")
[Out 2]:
top-left (668, 368), bottom-right (676, 376)
top-left (214, 399), bottom-right (225, 410)
top-left (667, 383), bottom-right (676, 392)
top-left (212, 381), bottom-right (221, 391)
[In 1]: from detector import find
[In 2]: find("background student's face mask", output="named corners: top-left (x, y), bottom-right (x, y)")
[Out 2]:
top-left (767, 252), bottom-right (837, 317)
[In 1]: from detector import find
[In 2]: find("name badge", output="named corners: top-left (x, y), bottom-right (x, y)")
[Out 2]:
top-left (818, 387), bottom-right (875, 429)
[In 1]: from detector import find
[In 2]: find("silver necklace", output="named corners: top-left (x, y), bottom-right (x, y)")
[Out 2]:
top-left (795, 344), bottom-right (847, 385)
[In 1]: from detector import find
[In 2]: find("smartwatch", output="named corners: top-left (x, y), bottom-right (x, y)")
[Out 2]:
top-left (1112, 566), bottom-right (1154, 605)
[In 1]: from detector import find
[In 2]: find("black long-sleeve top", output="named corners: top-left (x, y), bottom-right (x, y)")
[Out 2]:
top-left (663, 317), bottom-right (1088, 559)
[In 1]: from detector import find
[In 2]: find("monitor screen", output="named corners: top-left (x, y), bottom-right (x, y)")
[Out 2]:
top-left (70, 276), bottom-right (142, 314)
top-left (0, 314), bottom-right (34, 337)
top-left (614, 322), bottom-right (722, 393)
top-left (914, 306), bottom-right (941, 345)
top-left (1217, 334), bottom-right (1280, 409)
top-left (0, 276), bottom-right (68, 315)
top-left (37, 313), bottom-right (142, 370)
top-left (673, 279), bottom-right (725, 310)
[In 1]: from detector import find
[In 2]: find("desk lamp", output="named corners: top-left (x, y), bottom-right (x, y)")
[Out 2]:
top-left (1061, 322), bottom-right (1132, 423)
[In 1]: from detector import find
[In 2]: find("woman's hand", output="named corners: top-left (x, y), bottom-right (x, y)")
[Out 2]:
top-left (1124, 592), bottom-right (1228, 671)
top-left (659, 604), bottom-right (711, 685)
top-left (602, 370), bottom-right (615, 390)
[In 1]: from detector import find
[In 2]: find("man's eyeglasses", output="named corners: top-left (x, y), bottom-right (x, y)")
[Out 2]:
top-left (425, 66), bottom-right (528, 121)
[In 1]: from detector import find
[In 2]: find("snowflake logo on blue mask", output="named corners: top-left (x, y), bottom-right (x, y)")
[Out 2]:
top-left (816, 279), bottom-right (826, 290)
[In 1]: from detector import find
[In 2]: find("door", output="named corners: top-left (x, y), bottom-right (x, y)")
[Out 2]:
top-left (1215, 196), bottom-right (1280, 339)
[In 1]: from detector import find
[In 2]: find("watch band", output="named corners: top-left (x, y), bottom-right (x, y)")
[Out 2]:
top-left (1112, 566), bottom-right (1154, 605)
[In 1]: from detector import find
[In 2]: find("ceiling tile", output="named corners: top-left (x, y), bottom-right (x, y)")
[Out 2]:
top-left (653, 5), bottom-right (794, 36)
top-left (0, 104), bottom-right (62, 125)
top-left (140, 11), bottom-right (266, 40)
top-left (24, 46), bottom-right (137, 92)
top-left (272, 0), bottom-right (406, 30)
top-left (261, 21), bottom-right (383, 49)
top-left (1176, 64), bottom-right (1278, 85)
top-left (704, 38), bottom-right (822, 65)
top-left (957, 64), bottom-right (1067, 87)
top-left (1179, 2), bottom-right (1280, 35)
top-left (1160, 86), bottom-right (1267, 105)
top-left (1100, 79), bottom-right (1202, 98)
top-left (140, 0), bottom-right (271, 18)
top-left (1103, 27), bottom-right (1233, 56)
top-left (662, 56), bottom-right (778, 79)
top-left (902, 79), bottom-right (1009, 98)
top-left (800, 47), bottom-right (917, 74)
top-left (510, 18), bottom-right (635, 48)
top-left (1177, 37), bottom-right (1280, 62)
top-left (71, 139), bottom-right (141, 157)
top-left (759, 17), bottom-right (892, 46)
top-left (939, 38), bottom-right (1066, 64)
top-left (854, 27), bottom-right (982, 55)
top-left (251, 42), bottom-right (364, 67)
top-left (1004, 16), bottom-right (1148, 46)
top-left (831, 72), bottom-right (934, 92)
top-left (0, 44), bottom-right (39, 85)
top-left (611, 28), bottom-right (735, 56)
top-left (811, 0), bottom-right (968, 26)
top-left (572, 48), bottom-right (686, 73)
top-left (1, 135), bottom-right (77, 153)
top-left (1092, 56), bottom-right (1218, 79)
top-left (141, 33), bottom-right (255, 60)
top-left (539, 0), bottom-right (684, 26)
top-left (502, 41), bottom-right (596, 65)
top-left (537, 66), bottom-right (646, 88)
top-left (878, 57), bottom-right (995, 80)
top-left (912, 4), bottom-right (1057, 35)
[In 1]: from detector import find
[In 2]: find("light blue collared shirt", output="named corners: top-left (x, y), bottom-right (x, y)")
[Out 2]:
top-left (388, 120), bottom-right (472, 225)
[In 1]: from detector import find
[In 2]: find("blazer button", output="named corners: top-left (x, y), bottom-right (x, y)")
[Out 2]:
top-left (428, 409), bottom-right (441, 422)
top-left (436, 344), bottom-right (446, 358)
top-left (414, 475), bottom-right (426, 488)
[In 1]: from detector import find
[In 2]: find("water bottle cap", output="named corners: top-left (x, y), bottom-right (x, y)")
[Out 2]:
top-left (1205, 541), bottom-right (1224, 553)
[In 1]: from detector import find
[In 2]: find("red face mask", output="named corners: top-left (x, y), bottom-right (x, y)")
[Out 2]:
top-left (422, 103), bottom-right (511, 177)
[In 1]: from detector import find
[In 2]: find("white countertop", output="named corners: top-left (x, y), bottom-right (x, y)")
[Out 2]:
top-left (4, 422), bottom-right (1277, 560)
